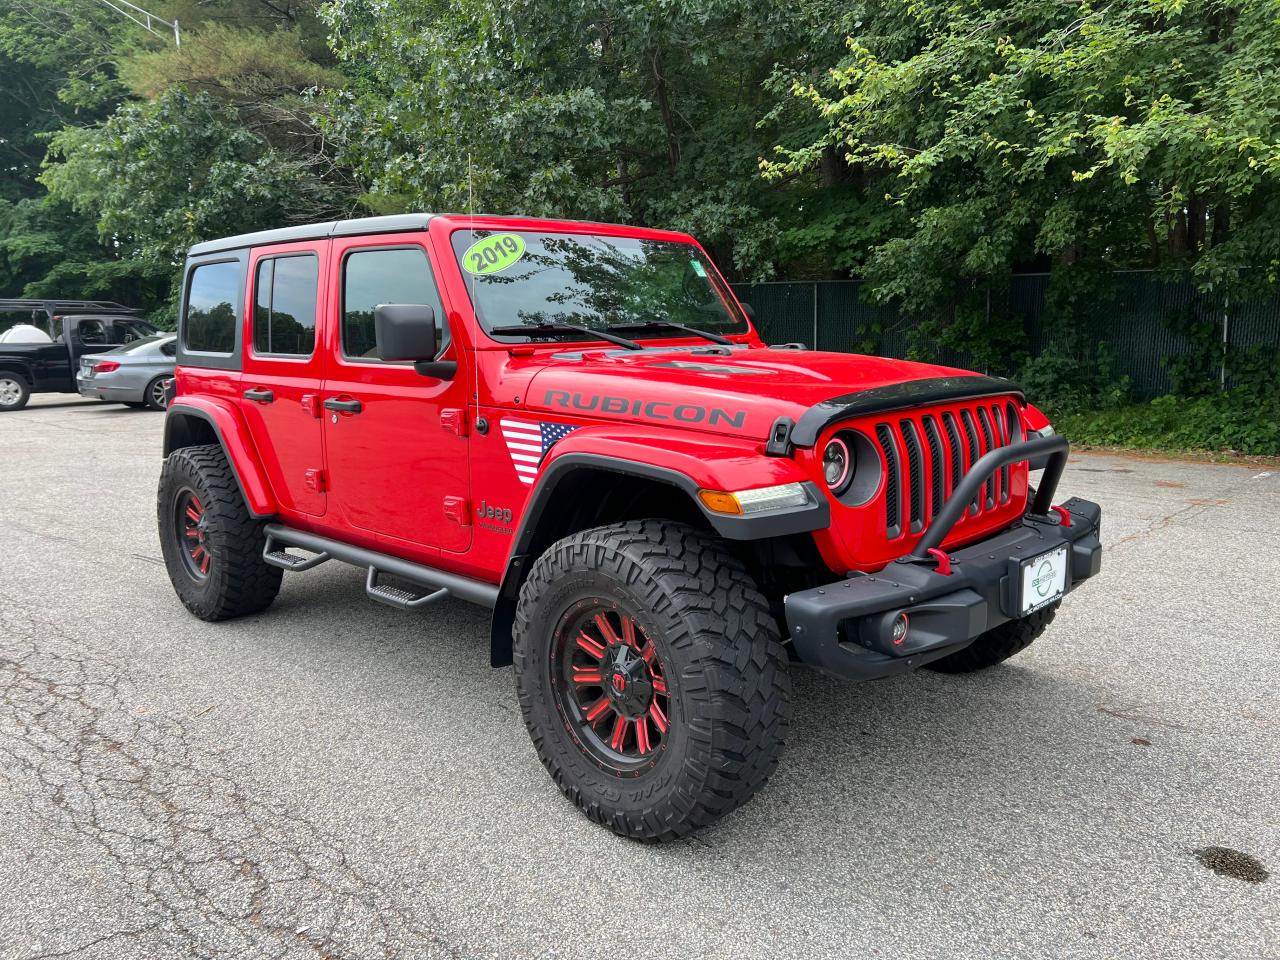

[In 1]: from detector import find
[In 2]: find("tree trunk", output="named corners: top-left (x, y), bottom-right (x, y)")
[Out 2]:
top-left (649, 47), bottom-right (680, 172)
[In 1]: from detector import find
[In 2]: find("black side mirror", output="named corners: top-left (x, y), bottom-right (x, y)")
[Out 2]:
top-left (739, 301), bottom-right (756, 322)
top-left (374, 303), bottom-right (456, 379)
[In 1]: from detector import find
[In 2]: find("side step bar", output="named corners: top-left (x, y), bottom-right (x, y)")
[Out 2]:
top-left (262, 523), bottom-right (500, 610)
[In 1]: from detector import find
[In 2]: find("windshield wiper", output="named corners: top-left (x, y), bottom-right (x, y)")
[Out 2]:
top-left (604, 320), bottom-right (732, 346)
top-left (489, 322), bottom-right (642, 350)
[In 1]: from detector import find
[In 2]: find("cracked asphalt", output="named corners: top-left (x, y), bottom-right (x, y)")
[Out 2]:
top-left (1, 394), bottom-right (1277, 960)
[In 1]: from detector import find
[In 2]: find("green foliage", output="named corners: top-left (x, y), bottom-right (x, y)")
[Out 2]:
top-left (766, 0), bottom-right (1280, 309)
top-left (1019, 341), bottom-right (1132, 415)
top-left (1056, 389), bottom-right (1280, 456)
top-left (319, 0), bottom-right (850, 278)
top-left (43, 89), bottom-right (349, 269)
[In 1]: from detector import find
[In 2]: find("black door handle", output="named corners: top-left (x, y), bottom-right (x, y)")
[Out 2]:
top-left (323, 397), bottom-right (363, 414)
top-left (243, 387), bottom-right (274, 403)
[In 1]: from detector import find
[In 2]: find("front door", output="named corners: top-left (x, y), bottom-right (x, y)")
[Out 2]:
top-left (240, 242), bottom-right (328, 518)
top-left (322, 236), bottom-right (471, 554)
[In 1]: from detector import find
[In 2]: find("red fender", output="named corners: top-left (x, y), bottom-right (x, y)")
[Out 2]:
top-left (163, 397), bottom-right (278, 517)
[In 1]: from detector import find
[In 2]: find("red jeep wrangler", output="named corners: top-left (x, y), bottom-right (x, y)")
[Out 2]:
top-left (158, 214), bottom-right (1101, 839)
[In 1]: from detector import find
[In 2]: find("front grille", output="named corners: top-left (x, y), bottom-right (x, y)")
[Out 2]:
top-left (873, 397), bottom-right (1022, 539)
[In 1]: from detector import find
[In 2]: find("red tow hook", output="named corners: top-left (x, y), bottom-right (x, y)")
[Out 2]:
top-left (926, 547), bottom-right (953, 577)
top-left (1051, 505), bottom-right (1072, 527)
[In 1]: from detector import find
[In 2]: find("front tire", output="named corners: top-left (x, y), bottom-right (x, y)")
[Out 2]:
top-left (0, 374), bottom-right (30, 411)
top-left (513, 520), bottom-right (791, 841)
top-left (158, 444), bottom-right (282, 621)
top-left (926, 603), bottom-right (1058, 673)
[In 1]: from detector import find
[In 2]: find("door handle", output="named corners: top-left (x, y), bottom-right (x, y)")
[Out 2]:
top-left (243, 387), bottom-right (274, 403)
top-left (323, 397), bottom-right (363, 414)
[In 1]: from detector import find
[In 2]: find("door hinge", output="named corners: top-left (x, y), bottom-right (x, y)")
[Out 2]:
top-left (443, 496), bottom-right (469, 525)
top-left (440, 408), bottom-right (468, 437)
top-left (301, 393), bottom-right (322, 418)
top-left (304, 468), bottom-right (327, 493)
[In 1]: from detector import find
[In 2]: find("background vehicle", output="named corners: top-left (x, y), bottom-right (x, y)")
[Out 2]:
top-left (0, 300), bottom-right (158, 411)
top-left (77, 334), bottom-right (177, 410)
top-left (157, 214), bottom-right (1102, 840)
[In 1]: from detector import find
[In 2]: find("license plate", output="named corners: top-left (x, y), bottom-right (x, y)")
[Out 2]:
top-left (1020, 546), bottom-right (1068, 614)
top-left (81, 363), bottom-right (93, 377)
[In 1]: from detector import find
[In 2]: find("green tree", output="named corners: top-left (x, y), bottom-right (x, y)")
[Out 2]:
top-left (765, 0), bottom-right (1280, 307)
top-left (320, 0), bottom-right (845, 278)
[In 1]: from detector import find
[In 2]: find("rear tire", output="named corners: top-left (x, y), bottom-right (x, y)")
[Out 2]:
top-left (926, 603), bottom-right (1058, 673)
top-left (0, 374), bottom-right (30, 411)
top-left (158, 444), bottom-right (282, 621)
top-left (144, 375), bottom-right (169, 411)
top-left (513, 520), bottom-right (791, 841)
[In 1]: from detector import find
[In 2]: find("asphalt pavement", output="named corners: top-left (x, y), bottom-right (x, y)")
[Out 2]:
top-left (1, 394), bottom-right (1276, 959)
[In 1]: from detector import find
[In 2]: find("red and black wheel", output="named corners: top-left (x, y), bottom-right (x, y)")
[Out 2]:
top-left (158, 444), bottom-right (282, 621)
top-left (175, 488), bottom-right (212, 580)
top-left (551, 605), bottom-right (672, 774)
top-left (514, 520), bottom-right (791, 841)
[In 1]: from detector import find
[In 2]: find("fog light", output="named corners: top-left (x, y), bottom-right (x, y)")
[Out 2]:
top-left (891, 613), bottom-right (910, 646)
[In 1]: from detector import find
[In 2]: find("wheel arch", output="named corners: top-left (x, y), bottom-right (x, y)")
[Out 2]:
top-left (163, 399), bottom-right (277, 517)
top-left (0, 359), bottom-right (34, 386)
top-left (488, 452), bottom-right (827, 667)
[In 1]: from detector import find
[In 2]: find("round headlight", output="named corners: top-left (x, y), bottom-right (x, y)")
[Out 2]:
top-left (822, 437), bottom-right (853, 494)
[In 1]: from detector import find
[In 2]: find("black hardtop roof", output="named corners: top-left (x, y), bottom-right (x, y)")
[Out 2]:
top-left (187, 214), bottom-right (436, 257)
top-left (186, 212), bottom-right (674, 258)
top-left (0, 298), bottom-right (140, 316)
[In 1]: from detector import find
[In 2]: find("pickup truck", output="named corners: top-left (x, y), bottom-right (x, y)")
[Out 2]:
top-left (157, 214), bottom-right (1102, 840)
top-left (0, 300), bottom-right (158, 411)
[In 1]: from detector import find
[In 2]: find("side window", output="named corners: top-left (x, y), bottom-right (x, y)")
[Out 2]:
top-left (107, 320), bottom-right (154, 345)
top-left (160, 340), bottom-right (177, 357)
top-left (253, 254), bottom-right (319, 357)
top-left (184, 260), bottom-right (241, 354)
top-left (77, 319), bottom-right (107, 345)
top-left (341, 246), bottom-right (446, 361)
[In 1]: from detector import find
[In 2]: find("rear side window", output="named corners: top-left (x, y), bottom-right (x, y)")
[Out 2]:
top-left (184, 261), bottom-right (241, 354)
top-left (341, 247), bottom-right (445, 361)
top-left (253, 254), bottom-right (319, 357)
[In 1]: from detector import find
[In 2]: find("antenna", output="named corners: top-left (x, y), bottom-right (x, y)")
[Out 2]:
top-left (91, 0), bottom-right (180, 46)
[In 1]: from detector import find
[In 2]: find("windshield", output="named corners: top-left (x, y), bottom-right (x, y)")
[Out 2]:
top-left (450, 230), bottom-right (748, 340)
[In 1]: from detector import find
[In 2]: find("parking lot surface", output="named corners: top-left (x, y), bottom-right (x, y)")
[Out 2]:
top-left (1, 394), bottom-right (1276, 959)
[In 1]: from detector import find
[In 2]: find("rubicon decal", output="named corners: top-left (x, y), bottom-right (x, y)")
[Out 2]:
top-left (500, 419), bottom-right (579, 485)
top-left (543, 390), bottom-right (746, 429)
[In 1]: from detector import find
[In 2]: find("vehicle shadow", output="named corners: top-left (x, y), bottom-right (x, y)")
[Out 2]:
top-left (254, 567), bottom-right (1138, 863)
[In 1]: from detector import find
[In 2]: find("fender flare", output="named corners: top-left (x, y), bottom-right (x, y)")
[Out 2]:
top-left (163, 398), bottom-right (277, 517)
top-left (487, 444), bottom-right (828, 667)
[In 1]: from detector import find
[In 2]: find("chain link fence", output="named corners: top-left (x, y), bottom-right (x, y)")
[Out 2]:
top-left (732, 272), bottom-right (1280, 398)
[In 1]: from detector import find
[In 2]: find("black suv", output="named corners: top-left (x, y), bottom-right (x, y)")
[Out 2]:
top-left (0, 300), bottom-right (158, 411)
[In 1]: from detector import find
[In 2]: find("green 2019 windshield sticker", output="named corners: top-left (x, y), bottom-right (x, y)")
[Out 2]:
top-left (462, 233), bottom-right (526, 275)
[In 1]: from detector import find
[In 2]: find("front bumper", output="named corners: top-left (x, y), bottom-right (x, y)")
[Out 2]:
top-left (784, 497), bottom-right (1102, 680)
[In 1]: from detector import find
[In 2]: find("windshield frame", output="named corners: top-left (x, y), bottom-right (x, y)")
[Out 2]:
top-left (447, 226), bottom-right (751, 346)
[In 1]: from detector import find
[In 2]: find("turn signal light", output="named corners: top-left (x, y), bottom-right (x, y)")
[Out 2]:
top-left (697, 482), bottom-right (811, 516)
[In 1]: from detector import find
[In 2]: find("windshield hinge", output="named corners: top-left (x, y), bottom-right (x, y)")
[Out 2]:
top-left (765, 416), bottom-right (795, 457)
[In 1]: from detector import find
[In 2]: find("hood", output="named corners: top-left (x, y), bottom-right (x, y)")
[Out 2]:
top-left (524, 346), bottom-right (988, 440)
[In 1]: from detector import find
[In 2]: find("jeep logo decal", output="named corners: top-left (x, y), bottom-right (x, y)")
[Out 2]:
top-left (543, 391), bottom-right (746, 429)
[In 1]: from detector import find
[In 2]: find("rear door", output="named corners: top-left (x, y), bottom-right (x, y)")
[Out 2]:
top-left (321, 235), bottom-right (471, 554)
top-left (240, 242), bottom-right (328, 518)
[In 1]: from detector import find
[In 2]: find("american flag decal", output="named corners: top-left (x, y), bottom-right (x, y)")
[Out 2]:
top-left (500, 419), bottom-right (579, 485)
